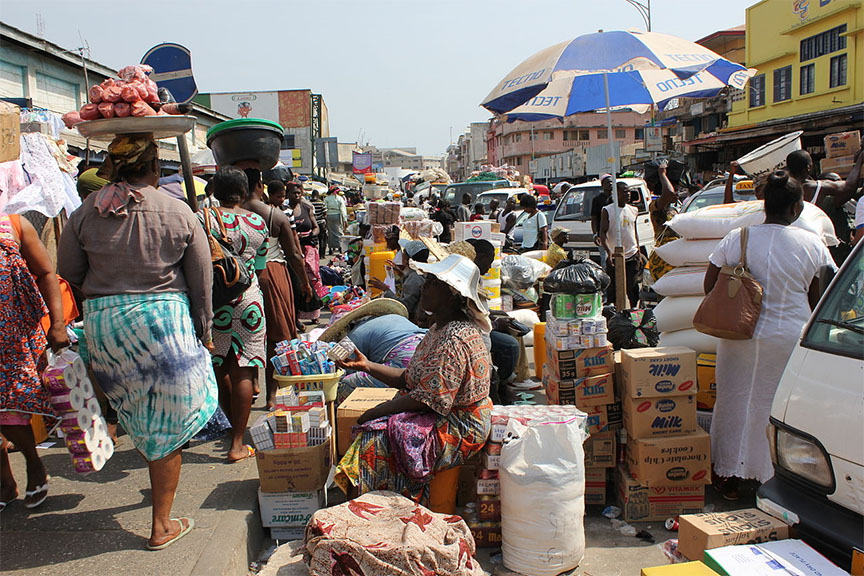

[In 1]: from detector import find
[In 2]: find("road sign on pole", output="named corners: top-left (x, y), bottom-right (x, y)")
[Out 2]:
top-left (141, 43), bottom-right (197, 104)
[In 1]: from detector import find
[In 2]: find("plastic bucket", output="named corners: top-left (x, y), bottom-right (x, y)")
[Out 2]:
top-left (533, 322), bottom-right (546, 380)
top-left (736, 131), bottom-right (803, 178)
top-left (428, 466), bottom-right (461, 514)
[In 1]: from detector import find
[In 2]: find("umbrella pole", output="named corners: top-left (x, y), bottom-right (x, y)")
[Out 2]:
top-left (177, 135), bottom-right (198, 212)
top-left (603, 71), bottom-right (627, 311)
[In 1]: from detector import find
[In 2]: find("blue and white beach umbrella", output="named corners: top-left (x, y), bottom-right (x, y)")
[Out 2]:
top-left (481, 30), bottom-right (754, 120)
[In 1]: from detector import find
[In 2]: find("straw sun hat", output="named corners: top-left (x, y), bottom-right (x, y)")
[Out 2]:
top-left (318, 298), bottom-right (408, 343)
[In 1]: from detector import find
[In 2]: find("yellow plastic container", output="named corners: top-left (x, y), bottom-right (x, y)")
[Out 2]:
top-left (273, 370), bottom-right (344, 403)
top-left (428, 465), bottom-right (461, 514)
top-left (533, 322), bottom-right (546, 380)
top-left (368, 250), bottom-right (395, 297)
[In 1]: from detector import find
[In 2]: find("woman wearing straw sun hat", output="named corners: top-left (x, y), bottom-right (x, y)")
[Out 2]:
top-left (333, 253), bottom-right (492, 502)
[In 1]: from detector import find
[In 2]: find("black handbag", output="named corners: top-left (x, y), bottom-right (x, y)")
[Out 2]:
top-left (204, 208), bottom-right (253, 308)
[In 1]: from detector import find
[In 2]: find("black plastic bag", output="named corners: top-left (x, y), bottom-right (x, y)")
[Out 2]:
top-left (643, 158), bottom-right (689, 191)
top-left (603, 305), bottom-right (660, 350)
top-left (543, 257), bottom-right (610, 294)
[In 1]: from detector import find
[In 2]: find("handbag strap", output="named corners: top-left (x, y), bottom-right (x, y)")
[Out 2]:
top-left (202, 207), bottom-right (225, 260)
top-left (739, 227), bottom-right (749, 271)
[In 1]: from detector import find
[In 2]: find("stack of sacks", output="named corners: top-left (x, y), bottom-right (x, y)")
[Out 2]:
top-left (653, 200), bottom-right (838, 354)
top-left (43, 349), bottom-right (113, 474)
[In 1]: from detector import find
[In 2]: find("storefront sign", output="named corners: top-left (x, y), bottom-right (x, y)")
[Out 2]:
top-left (352, 151), bottom-right (373, 174)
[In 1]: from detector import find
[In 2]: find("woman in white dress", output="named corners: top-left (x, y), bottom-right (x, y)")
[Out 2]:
top-left (705, 171), bottom-right (835, 499)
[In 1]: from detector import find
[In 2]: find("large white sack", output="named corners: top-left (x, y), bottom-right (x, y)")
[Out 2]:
top-left (654, 296), bottom-right (704, 333)
top-left (668, 200), bottom-right (838, 246)
top-left (654, 238), bottom-right (720, 267)
top-left (652, 266), bottom-right (708, 296)
top-left (501, 415), bottom-right (587, 576)
top-left (659, 328), bottom-right (719, 354)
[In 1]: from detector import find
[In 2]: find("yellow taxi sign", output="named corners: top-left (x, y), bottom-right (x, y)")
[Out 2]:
top-left (735, 180), bottom-right (755, 192)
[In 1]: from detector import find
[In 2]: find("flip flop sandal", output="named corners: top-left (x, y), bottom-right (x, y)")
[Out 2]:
top-left (24, 481), bottom-right (49, 510)
top-left (227, 445), bottom-right (255, 464)
top-left (146, 517), bottom-right (194, 551)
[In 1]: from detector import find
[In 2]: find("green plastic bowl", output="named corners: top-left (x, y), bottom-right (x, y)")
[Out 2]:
top-left (206, 118), bottom-right (284, 171)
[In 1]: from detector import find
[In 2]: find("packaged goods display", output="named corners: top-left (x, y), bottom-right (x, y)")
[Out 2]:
top-left (42, 349), bottom-right (113, 474)
top-left (623, 394), bottom-right (698, 438)
top-left (271, 339), bottom-right (337, 377)
top-left (365, 201), bottom-right (402, 225)
top-left (621, 347), bottom-right (698, 398)
top-left (626, 431), bottom-right (711, 486)
top-left (544, 373), bottom-right (615, 408)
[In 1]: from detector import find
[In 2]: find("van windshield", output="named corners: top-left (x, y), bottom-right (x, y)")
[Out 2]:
top-left (444, 182), bottom-right (505, 206)
top-left (556, 186), bottom-right (604, 221)
top-left (802, 246), bottom-right (864, 360)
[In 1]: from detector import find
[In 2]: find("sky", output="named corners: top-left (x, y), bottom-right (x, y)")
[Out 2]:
top-left (3, 0), bottom-right (754, 156)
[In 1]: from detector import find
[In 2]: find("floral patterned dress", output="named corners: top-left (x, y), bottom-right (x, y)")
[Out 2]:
top-left (336, 320), bottom-right (493, 503)
top-left (199, 208), bottom-right (268, 368)
top-left (0, 214), bottom-right (53, 424)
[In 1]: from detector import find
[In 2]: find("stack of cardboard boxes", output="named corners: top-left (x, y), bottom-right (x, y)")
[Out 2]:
top-left (618, 347), bottom-right (709, 522)
top-left (820, 130), bottom-right (861, 177)
top-left (253, 386), bottom-right (332, 540)
top-left (453, 221), bottom-right (504, 311)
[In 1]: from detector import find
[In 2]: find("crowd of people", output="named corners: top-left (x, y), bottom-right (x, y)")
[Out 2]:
top-left (2, 124), bottom-right (863, 554)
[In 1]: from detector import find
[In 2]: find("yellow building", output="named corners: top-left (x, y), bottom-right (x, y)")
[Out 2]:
top-left (727, 0), bottom-right (863, 130)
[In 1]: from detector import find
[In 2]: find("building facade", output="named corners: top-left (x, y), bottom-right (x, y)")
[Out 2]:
top-left (195, 89), bottom-right (329, 175)
top-left (728, 0), bottom-right (862, 130)
top-left (487, 110), bottom-right (651, 179)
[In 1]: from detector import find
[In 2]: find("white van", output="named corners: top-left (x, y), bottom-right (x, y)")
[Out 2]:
top-left (550, 178), bottom-right (654, 258)
top-left (757, 240), bottom-right (864, 571)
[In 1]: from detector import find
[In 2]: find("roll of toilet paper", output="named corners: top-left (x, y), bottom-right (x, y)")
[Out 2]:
top-left (100, 438), bottom-right (115, 461)
top-left (76, 408), bottom-right (95, 433)
top-left (92, 416), bottom-right (108, 439)
top-left (69, 386), bottom-right (88, 411)
top-left (72, 450), bottom-right (105, 474)
top-left (78, 378), bottom-right (94, 400)
top-left (51, 393), bottom-right (74, 414)
top-left (65, 428), bottom-right (101, 454)
top-left (86, 397), bottom-right (101, 418)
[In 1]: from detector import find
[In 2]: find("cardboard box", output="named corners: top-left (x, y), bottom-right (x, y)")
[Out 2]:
top-left (820, 154), bottom-right (856, 177)
top-left (641, 561), bottom-right (720, 576)
top-left (583, 402), bottom-right (623, 435)
top-left (476, 477), bottom-right (500, 495)
top-left (584, 430), bottom-right (616, 468)
top-left (677, 508), bottom-right (790, 562)
top-left (626, 431), bottom-right (711, 486)
top-left (617, 465), bottom-right (705, 522)
top-left (697, 353), bottom-right (717, 410)
top-left (257, 488), bottom-right (324, 528)
top-left (336, 387), bottom-right (399, 455)
top-left (623, 394), bottom-right (698, 438)
top-left (477, 496), bottom-right (501, 521)
top-left (468, 520), bottom-right (502, 548)
top-left (544, 372), bottom-right (615, 408)
top-left (270, 526), bottom-right (306, 541)
top-left (704, 539), bottom-right (847, 576)
top-left (824, 130), bottom-right (861, 158)
top-left (0, 102), bottom-right (20, 164)
top-left (481, 451), bottom-right (500, 470)
top-left (256, 439), bottom-right (331, 492)
top-left (585, 467), bottom-right (607, 505)
top-left (622, 347), bottom-right (697, 398)
top-left (545, 345), bottom-right (613, 380)
top-left (454, 221), bottom-right (495, 241)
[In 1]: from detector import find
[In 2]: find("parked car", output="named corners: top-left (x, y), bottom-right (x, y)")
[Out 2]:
top-left (681, 181), bottom-right (756, 213)
top-left (757, 239), bottom-right (864, 571)
top-left (443, 180), bottom-right (516, 208)
top-left (550, 177), bottom-right (654, 257)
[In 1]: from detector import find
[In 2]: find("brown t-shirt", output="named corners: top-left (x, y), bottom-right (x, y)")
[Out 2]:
top-left (58, 185), bottom-right (213, 339)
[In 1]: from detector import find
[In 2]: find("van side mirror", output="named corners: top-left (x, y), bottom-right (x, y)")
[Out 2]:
top-left (818, 265), bottom-right (836, 296)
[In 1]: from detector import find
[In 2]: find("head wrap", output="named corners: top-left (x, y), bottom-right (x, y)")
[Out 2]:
top-left (92, 135), bottom-right (158, 218)
top-left (97, 135), bottom-right (159, 181)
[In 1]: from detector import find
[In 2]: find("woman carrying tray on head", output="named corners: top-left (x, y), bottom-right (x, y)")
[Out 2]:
top-left (59, 132), bottom-right (218, 550)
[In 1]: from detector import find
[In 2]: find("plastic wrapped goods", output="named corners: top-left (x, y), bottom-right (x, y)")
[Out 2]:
top-left (653, 238), bottom-right (720, 267)
top-left (604, 306), bottom-right (660, 350)
top-left (659, 328), bottom-right (719, 354)
top-left (500, 412), bottom-right (588, 576)
top-left (651, 266), bottom-right (707, 297)
top-left (543, 257), bottom-right (611, 294)
top-left (653, 295), bottom-right (704, 333)
top-left (668, 200), bottom-right (838, 246)
top-left (501, 255), bottom-right (551, 290)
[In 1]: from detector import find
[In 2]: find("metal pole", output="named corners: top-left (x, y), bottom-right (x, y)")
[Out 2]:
top-left (177, 134), bottom-right (198, 212)
top-left (603, 71), bottom-right (627, 311)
